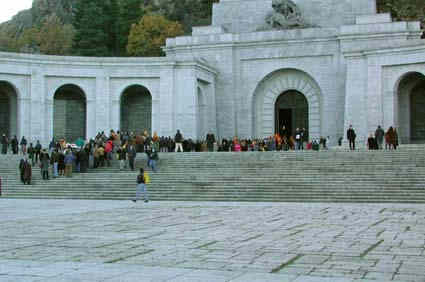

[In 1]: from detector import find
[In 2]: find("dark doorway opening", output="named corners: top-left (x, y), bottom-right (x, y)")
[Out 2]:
top-left (276, 109), bottom-right (292, 137)
top-left (274, 90), bottom-right (308, 139)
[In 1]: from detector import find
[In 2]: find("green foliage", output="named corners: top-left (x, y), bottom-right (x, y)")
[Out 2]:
top-left (377, 0), bottom-right (425, 35)
top-left (1, 0), bottom-right (423, 56)
top-left (72, 0), bottom-right (110, 56)
top-left (127, 12), bottom-right (184, 56)
top-left (119, 0), bottom-right (145, 55)
top-left (13, 14), bottom-right (75, 55)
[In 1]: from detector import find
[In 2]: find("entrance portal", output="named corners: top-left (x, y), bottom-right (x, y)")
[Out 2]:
top-left (275, 90), bottom-right (308, 138)
top-left (0, 81), bottom-right (18, 137)
top-left (53, 84), bottom-right (87, 142)
top-left (120, 85), bottom-right (152, 134)
top-left (410, 81), bottom-right (425, 141)
top-left (397, 72), bottom-right (425, 143)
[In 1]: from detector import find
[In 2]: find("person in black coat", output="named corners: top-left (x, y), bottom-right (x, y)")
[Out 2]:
top-left (347, 125), bottom-right (356, 150)
top-left (1, 134), bottom-right (8, 154)
top-left (206, 132), bottom-right (216, 152)
top-left (11, 135), bottom-right (18, 154)
top-left (79, 148), bottom-right (89, 173)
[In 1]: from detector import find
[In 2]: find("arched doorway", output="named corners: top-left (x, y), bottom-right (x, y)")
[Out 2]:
top-left (120, 85), bottom-right (152, 134)
top-left (252, 69), bottom-right (322, 139)
top-left (397, 72), bottom-right (425, 143)
top-left (275, 90), bottom-right (308, 138)
top-left (410, 79), bottom-right (425, 142)
top-left (0, 81), bottom-right (18, 137)
top-left (53, 84), bottom-right (87, 142)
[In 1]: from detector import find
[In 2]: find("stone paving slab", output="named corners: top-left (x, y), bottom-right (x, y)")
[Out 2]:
top-left (1, 199), bottom-right (425, 281)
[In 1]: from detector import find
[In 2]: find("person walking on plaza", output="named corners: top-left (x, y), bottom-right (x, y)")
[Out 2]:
top-left (11, 135), bottom-right (18, 154)
top-left (20, 136), bottom-right (27, 155)
top-left (175, 130), bottom-right (183, 152)
top-left (35, 140), bottom-right (42, 163)
top-left (347, 125), bottom-right (356, 150)
top-left (132, 168), bottom-right (149, 203)
top-left (1, 134), bottom-right (8, 154)
top-left (64, 150), bottom-right (75, 177)
top-left (206, 131), bottom-right (215, 152)
top-left (127, 144), bottom-right (137, 171)
top-left (40, 149), bottom-right (50, 180)
top-left (375, 125), bottom-right (385, 150)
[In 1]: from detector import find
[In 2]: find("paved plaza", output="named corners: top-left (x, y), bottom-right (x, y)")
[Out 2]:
top-left (0, 199), bottom-right (425, 281)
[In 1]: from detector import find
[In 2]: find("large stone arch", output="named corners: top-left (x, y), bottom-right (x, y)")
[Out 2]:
top-left (53, 84), bottom-right (87, 142)
top-left (396, 71), bottom-right (425, 143)
top-left (0, 81), bottom-right (19, 138)
top-left (252, 69), bottom-right (322, 139)
top-left (120, 84), bottom-right (152, 135)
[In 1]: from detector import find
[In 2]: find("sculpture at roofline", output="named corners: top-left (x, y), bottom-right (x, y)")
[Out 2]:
top-left (265, 0), bottom-right (307, 29)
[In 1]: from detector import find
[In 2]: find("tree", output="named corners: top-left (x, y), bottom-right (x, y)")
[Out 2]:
top-left (126, 13), bottom-right (184, 56)
top-left (119, 0), bottom-right (145, 55)
top-left (72, 0), bottom-right (109, 56)
top-left (37, 14), bottom-right (75, 55)
top-left (102, 0), bottom-right (120, 56)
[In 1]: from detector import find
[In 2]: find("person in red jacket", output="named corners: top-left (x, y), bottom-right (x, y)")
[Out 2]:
top-left (104, 139), bottom-right (114, 167)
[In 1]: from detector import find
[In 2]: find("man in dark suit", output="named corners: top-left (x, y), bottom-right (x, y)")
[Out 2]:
top-left (347, 125), bottom-right (356, 150)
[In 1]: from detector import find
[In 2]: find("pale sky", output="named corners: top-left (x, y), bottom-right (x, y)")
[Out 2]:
top-left (0, 0), bottom-right (33, 23)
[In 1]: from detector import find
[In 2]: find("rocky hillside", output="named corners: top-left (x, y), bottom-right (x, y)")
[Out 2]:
top-left (0, 0), bottom-right (422, 55)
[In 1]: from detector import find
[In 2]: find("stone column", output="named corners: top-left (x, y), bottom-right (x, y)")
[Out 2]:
top-left (95, 74), bottom-right (111, 134)
top-left (159, 65), bottom-right (175, 137)
top-left (30, 68), bottom-right (47, 144)
top-left (45, 98), bottom-right (54, 144)
top-left (86, 99), bottom-right (96, 139)
top-left (344, 55), bottom-right (368, 145)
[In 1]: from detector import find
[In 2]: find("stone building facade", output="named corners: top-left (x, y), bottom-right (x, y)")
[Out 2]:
top-left (0, 0), bottom-right (424, 146)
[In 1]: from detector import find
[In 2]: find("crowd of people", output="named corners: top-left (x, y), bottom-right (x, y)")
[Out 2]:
top-left (346, 125), bottom-right (399, 151)
top-left (1, 124), bottom-right (403, 185)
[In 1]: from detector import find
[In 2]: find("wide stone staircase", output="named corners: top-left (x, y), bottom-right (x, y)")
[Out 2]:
top-left (1, 146), bottom-right (425, 203)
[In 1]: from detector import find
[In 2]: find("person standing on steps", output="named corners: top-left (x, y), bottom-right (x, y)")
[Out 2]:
top-left (347, 125), bottom-right (356, 151)
top-left (375, 125), bottom-right (385, 150)
top-left (20, 136), bottom-right (27, 155)
top-left (132, 168), bottom-right (149, 203)
top-left (11, 135), bottom-right (18, 154)
top-left (146, 144), bottom-right (158, 173)
top-left (127, 143), bottom-right (137, 171)
top-left (35, 140), bottom-right (42, 163)
top-left (19, 158), bottom-right (26, 183)
top-left (64, 150), bottom-right (75, 177)
top-left (23, 158), bottom-right (32, 185)
top-left (117, 144), bottom-right (127, 171)
top-left (40, 149), bottom-right (50, 180)
top-left (175, 130), bottom-right (184, 152)
top-left (206, 131), bottom-right (215, 152)
top-left (1, 134), bottom-right (8, 154)
top-left (28, 143), bottom-right (35, 166)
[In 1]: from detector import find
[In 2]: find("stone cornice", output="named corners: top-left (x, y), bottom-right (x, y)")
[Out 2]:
top-left (343, 41), bottom-right (425, 58)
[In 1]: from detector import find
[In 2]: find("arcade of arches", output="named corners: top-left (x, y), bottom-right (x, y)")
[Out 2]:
top-left (53, 84), bottom-right (87, 142)
top-left (120, 85), bottom-right (152, 134)
top-left (275, 90), bottom-right (308, 138)
top-left (398, 72), bottom-right (425, 143)
top-left (0, 81), bottom-right (18, 138)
